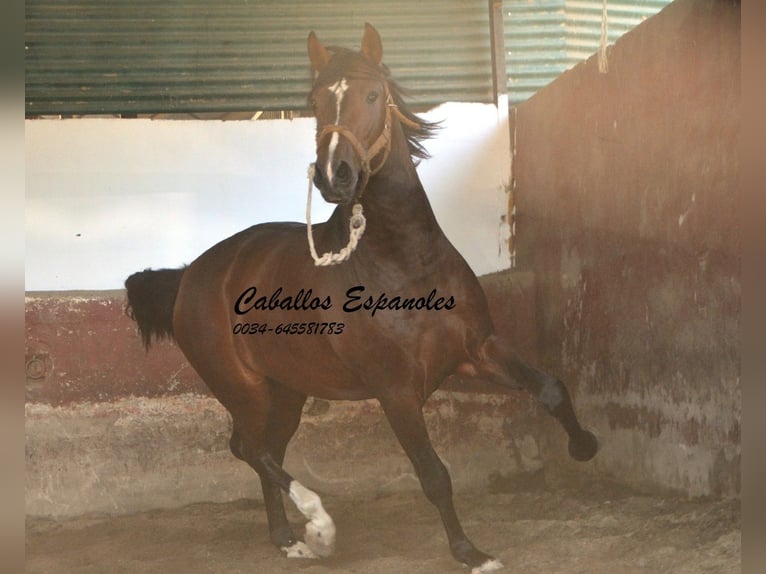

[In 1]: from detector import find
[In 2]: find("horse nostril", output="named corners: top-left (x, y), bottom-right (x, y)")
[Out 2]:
top-left (336, 161), bottom-right (351, 183)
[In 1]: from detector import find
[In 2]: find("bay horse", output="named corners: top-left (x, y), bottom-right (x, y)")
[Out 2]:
top-left (125, 23), bottom-right (597, 573)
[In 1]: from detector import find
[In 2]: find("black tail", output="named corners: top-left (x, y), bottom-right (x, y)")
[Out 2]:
top-left (125, 267), bottom-right (187, 350)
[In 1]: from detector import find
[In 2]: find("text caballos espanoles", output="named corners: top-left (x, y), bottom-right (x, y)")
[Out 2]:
top-left (234, 285), bottom-right (456, 318)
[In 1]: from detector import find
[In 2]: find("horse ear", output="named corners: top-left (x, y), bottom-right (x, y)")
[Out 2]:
top-left (307, 31), bottom-right (330, 74)
top-left (361, 23), bottom-right (383, 66)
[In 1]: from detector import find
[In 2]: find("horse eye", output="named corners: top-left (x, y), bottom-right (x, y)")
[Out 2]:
top-left (308, 97), bottom-right (316, 108)
top-left (366, 91), bottom-right (379, 104)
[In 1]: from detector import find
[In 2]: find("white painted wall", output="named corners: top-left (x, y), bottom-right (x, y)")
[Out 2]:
top-left (25, 103), bottom-right (510, 291)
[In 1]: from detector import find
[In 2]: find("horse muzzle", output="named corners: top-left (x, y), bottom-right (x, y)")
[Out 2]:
top-left (313, 159), bottom-right (360, 204)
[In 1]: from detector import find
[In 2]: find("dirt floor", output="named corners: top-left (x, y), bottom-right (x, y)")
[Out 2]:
top-left (26, 476), bottom-right (740, 574)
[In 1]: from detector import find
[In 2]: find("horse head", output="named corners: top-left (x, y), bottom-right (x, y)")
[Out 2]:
top-left (307, 24), bottom-right (393, 205)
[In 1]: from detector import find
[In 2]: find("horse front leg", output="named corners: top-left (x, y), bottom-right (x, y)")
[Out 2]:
top-left (477, 335), bottom-right (598, 461)
top-left (379, 391), bottom-right (503, 574)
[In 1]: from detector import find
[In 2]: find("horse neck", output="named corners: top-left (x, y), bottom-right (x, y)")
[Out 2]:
top-left (326, 125), bottom-right (448, 272)
top-left (362, 124), bottom-right (440, 234)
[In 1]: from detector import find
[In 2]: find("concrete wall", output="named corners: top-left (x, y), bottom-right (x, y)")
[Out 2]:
top-left (25, 103), bottom-right (511, 291)
top-left (511, 0), bottom-right (740, 496)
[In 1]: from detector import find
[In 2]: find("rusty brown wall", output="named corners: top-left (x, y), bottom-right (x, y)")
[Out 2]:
top-left (24, 272), bottom-right (537, 407)
top-left (511, 0), bottom-right (740, 496)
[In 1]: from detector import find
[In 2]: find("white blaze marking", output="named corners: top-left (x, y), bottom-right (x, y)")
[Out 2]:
top-left (288, 480), bottom-right (336, 557)
top-left (326, 77), bottom-right (348, 184)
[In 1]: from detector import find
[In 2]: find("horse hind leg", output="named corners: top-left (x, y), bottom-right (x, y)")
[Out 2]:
top-left (255, 455), bottom-right (336, 558)
top-left (379, 391), bottom-right (503, 573)
top-left (229, 403), bottom-right (301, 552)
top-left (260, 382), bottom-right (320, 556)
top-left (228, 382), bottom-right (336, 559)
top-left (476, 335), bottom-right (598, 462)
top-left (230, 427), bottom-right (296, 551)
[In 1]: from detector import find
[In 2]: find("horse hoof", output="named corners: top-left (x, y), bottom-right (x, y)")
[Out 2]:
top-left (288, 480), bottom-right (336, 557)
top-left (568, 430), bottom-right (598, 461)
top-left (305, 518), bottom-right (336, 557)
top-left (281, 540), bottom-right (318, 559)
top-left (471, 558), bottom-right (504, 573)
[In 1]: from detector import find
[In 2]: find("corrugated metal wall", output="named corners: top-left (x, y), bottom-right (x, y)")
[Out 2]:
top-left (504, 0), bottom-right (568, 105)
top-left (26, 0), bottom-right (674, 116)
top-left (505, 0), bottom-right (672, 104)
top-left (25, 0), bottom-right (493, 116)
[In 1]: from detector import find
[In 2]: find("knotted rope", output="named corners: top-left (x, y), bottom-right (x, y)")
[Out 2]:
top-left (306, 163), bottom-right (366, 266)
top-left (305, 82), bottom-right (420, 267)
top-left (598, 0), bottom-right (609, 74)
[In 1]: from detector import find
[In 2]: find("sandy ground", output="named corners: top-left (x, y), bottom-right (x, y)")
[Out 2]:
top-left (26, 476), bottom-right (739, 574)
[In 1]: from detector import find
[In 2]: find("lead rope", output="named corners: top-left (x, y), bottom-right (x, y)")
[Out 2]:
top-left (306, 163), bottom-right (366, 266)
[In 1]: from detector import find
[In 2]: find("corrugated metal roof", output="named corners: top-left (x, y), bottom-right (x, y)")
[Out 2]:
top-left (26, 0), bottom-right (494, 116)
top-left (505, 0), bottom-right (672, 104)
top-left (26, 0), bottom-right (675, 116)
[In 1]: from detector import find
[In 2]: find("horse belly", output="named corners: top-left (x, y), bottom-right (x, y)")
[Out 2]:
top-left (234, 325), bottom-right (371, 400)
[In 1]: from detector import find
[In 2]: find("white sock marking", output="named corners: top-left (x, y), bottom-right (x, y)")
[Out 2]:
top-left (281, 540), bottom-right (318, 559)
top-left (325, 77), bottom-right (348, 184)
top-left (471, 558), bottom-right (504, 573)
top-left (288, 480), bottom-right (336, 557)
